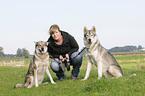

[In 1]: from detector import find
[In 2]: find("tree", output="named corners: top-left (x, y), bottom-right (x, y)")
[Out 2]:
top-left (16, 48), bottom-right (30, 58)
top-left (0, 46), bottom-right (4, 57)
top-left (22, 48), bottom-right (29, 58)
top-left (138, 45), bottom-right (144, 50)
top-left (16, 48), bottom-right (23, 57)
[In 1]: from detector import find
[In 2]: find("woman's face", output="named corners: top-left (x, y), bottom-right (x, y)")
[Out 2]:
top-left (51, 29), bottom-right (61, 41)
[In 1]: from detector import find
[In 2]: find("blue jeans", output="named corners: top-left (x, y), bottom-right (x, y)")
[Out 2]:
top-left (50, 52), bottom-right (83, 79)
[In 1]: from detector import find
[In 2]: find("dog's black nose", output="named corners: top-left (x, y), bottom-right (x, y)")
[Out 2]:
top-left (88, 39), bottom-right (91, 42)
top-left (41, 47), bottom-right (44, 51)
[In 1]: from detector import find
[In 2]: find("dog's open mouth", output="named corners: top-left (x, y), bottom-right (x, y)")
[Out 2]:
top-left (39, 50), bottom-right (45, 54)
top-left (41, 51), bottom-right (45, 53)
top-left (88, 41), bottom-right (92, 44)
top-left (39, 47), bottom-right (45, 53)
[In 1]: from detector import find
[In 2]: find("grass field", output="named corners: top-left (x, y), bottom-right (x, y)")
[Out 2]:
top-left (0, 53), bottom-right (145, 96)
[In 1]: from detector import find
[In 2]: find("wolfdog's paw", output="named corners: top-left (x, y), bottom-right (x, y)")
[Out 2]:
top-left (43, 82), bottom-right (48, 85)
top-left (35, 84), bottom-right (38, 87)
top-left (52, 82), bottom-right (56, 84)
top-left (27, 86), bottom-right (32, 88)
top-left (81, 78), bottom-right (87, 81)
top-left (97, 77), bottom-right (101, 80)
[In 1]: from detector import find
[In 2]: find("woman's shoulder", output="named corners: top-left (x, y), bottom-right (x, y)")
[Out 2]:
top-left (61, 31), bottom-right (73, 39)
top-left (61, 31), bottom-right (69, 35)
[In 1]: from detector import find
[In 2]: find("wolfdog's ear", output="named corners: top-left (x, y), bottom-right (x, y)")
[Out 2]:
top-left (34, 41), bottom-right (38, 47)
top-left (92, 26), bottom-right (96, 33)
top-left (84, 27), bottom-right (87, 34)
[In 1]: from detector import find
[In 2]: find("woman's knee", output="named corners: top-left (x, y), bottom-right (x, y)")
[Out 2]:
top-left (50, 59), bottom-right (60, 73)
top-left (70, 52), bottom-right (83, 66)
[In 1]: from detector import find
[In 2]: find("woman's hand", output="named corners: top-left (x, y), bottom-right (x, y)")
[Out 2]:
top-left (59, 55), bottom-right (65, 62)
top-left (65, 54), bottom-right (69, 59)
top-left (59, 54), bottom-right (69, 62)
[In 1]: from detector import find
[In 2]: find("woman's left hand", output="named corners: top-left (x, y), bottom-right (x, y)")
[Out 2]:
top-left (65, 54), bottom-right (69, 59)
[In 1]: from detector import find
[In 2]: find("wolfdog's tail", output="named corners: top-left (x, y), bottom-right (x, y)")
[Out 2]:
top-left (14, 83), bottom-right (25, 88)
top-left (129, 73), bottom-right (136, 77)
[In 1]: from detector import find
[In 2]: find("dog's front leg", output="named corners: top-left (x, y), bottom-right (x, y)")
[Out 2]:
top-left (34, 69), bottom-right (38, 87)
top-left (82, 59), bottom-right (92, 81)
top-left (46, 68), bottom-right (56, 84)
top-left (97, 61), bottom-right (102, 79)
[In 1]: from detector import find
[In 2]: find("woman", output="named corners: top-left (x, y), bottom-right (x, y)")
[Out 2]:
top-left (47, 24), bottom-right (83, 80)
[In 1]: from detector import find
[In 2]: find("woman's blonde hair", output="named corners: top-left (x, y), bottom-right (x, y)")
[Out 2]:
top-left (49, 24), bottom-right (60, 35)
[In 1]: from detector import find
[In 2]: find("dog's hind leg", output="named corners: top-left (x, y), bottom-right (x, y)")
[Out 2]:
top-left (103, 70), bottom-right (112, 78)
top-left (14, 83), bottom-right (25, 88)
top-left (108, 65), bottom-right (123, 78)
top-left (27, 76), bottom-right (34, 88)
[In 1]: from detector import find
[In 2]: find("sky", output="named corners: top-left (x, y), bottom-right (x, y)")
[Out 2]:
top-left (0, 0), bottom-right (145, 54)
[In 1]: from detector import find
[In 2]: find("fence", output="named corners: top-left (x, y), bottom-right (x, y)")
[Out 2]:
top-left (0, 60), bottom-right (25, 67)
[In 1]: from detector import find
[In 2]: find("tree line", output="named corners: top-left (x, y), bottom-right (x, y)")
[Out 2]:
top-left (0, 45), bottom-right (144, 57)
top-left (0, 46), bottom-right (29, 58)
top-left (81, 45), bottom-right (144, 55)
top-left (108, 45), bottom-right (144, 53)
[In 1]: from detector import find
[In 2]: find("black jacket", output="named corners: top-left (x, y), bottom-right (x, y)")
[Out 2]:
top-left (47, 31), bottom-right (79, 58)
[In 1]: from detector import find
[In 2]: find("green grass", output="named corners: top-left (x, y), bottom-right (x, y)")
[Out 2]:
top-left (0, 54), bottom-right (145, 96)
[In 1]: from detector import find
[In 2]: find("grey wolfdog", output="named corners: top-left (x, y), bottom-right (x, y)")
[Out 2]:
top-left (82, 26), bottom-right (123, 80)
top-left (14, 41), bottom-right (56, 88)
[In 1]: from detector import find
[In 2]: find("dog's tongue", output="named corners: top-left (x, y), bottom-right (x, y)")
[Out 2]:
top-left (41, 51), bottom-right (45, 53)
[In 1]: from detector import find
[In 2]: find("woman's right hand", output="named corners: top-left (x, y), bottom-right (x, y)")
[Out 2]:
top-left (59, 55), bottom-right (65, 62)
